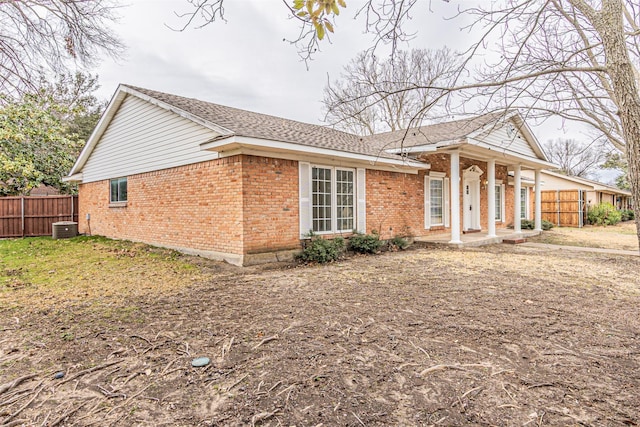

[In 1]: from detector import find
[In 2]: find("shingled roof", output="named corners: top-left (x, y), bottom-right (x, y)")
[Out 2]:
top-left (127, 86), bottom-right (403, 161)
top-left (363, 112), bottom-right (508, 151)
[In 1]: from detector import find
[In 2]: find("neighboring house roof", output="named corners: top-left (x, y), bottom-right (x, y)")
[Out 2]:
top-left (540, 170), bottom-right (631, 196)
top-left (66, 85), bottom-right (556, 181)
top-left (29, 184), bottom-right (61, 196)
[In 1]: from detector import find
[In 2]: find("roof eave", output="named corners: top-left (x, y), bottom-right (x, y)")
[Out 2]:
top-left (201, 136), bottom-right (430, 172)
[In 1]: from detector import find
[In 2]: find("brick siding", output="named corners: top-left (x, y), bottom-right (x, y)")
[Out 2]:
top-left (78, 152), bottom-right (524, 263)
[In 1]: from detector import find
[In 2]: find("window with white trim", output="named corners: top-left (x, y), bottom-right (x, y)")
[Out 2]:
top-left (424, 172), bottom-right (449, 229)
top-left (520, 187), bottom-right (529, 219)
top-left (336, 169), bottom-right (354, 231)
top-left (311, 166), bottom-right (354, 233)
top-left (110, 177), bottom-right (127, 203)
top-left (430, 178), bottom-right (444, 226)
top-left (495, 181), bottom-right (504, 222)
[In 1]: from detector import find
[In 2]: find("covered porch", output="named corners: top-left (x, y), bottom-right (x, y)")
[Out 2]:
top-left (415, 228), bottom-right (542, 248)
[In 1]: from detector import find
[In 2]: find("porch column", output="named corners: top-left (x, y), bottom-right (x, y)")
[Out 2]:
top-left (487, 159), bottom-right (497, 238)
top-left (513, 164), bottom-right (522, 234)
top-left (534, 169), bottom-right (542, 231)
top-left (449, 150), bottom-right (462, 244)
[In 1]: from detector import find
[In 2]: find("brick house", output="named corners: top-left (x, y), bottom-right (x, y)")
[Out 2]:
top-left (64, 85), bottom-right (555, 265)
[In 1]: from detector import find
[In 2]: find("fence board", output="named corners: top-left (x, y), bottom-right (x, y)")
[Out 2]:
top-left (539, 190), bottom-right (586, 227)
top-left (0, 196), bottom-right (78, 238)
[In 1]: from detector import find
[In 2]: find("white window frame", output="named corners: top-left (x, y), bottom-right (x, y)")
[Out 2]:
top-left (520, 186), bottom-right (530, 220)
top-left (495, 180), bottom-right (505, 222)
top-left (110, 177), bottom-right (127, 203)
top-left (424, 172), bottom-right (449, 229)
top-left (308, 165), bottom-right (356, 235)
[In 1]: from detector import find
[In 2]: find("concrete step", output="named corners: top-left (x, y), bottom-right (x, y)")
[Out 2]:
top-left (503, 238), bottom-right (527, 244)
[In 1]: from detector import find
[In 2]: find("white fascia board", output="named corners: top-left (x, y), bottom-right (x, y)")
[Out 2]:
top-left (68, 86), bottom-right (128, 176)
top-left (61, 173), bottom-right (83, 183)
top-left (67, 84), bottom-right (234, 178)
top-left (200, 135), bottom-right (430, 172)
top-left (542, 170), bottom-right (631, 195)
top-left (384, 142), bottom-right (451, 155)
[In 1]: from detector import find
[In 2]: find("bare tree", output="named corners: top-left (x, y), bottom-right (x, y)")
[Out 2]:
top-left (543, 138), bottom-right (608, 178)
top-left (183, 0), bottom-right (640, 247)
top-left (0, 0), bottom-right (123, 97)
top-left (322, 48), bottom-right (459, 135)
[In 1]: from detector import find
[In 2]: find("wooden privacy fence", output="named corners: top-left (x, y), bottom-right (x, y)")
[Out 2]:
top-left (0, 196), bottom-right (79, 238)
top-left (540, 190), bottom-right (587, 227)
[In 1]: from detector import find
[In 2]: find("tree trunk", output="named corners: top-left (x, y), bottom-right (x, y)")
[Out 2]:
top-left (588, 0), bottom-right (640, 249)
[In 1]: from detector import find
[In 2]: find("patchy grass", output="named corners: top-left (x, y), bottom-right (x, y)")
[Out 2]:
top-left (530, 221), bottom-right (639, 251)
top-left (1, 236), bottom-right (640, 425)
top-left (0, 236), bottom-right (207, 312)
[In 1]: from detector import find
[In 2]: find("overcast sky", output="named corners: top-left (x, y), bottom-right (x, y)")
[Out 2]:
top-left (93, 0), bottom-right (615, 181)
top-left (96, 0), bottom-right (467, 123)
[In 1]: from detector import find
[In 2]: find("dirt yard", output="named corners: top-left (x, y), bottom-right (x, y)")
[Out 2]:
top-left (1, 235), bottom-right (639, 426)
top-left (530, 221), bottom-right (639, 251)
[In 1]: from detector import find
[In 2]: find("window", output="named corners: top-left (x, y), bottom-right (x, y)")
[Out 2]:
top-left (495, 184), bottom-right (503, 221)
top-left (110, 177), bottom-right (127, 203)
top-left (311, 166), bottom-right (354, 233)
top-left (430, 178), bottom-right (444, 225)
top-left (425, 172), bottom-right (448, 229)
top-left (520, 187), bottom-right (528, 219)
top-left (336, 169), bottom-right (354, 231)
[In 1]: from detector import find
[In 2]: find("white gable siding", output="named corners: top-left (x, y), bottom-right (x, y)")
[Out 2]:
top-left (476, 125), bottom-right (538, 158)
top-left (81, 95), bottom-right (221, 182)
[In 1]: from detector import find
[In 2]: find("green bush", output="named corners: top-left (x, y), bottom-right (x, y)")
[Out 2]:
top-left (541, 219), bottom-right (554, 231)
top-left (587, 202), bottom-right (622, 226)
top-left (349, 232), bottom-right (383, 254)
top-left (521, 219), bottom-right (535, 230)
top-left (519, 219), bottom-right (554, 230)
top-left (298, 234), bottom-right (345, 263)
top-left (388, 235), bottom-right (410, 251)
top-left (621, 209), bottom-right (635, 221)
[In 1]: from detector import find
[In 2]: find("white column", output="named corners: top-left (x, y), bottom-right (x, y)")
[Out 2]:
top-left (513, 164), bottom-right (522, 234)
top-left (449, 150), bottom-right (462, 244)
top-left (534, 169), bottom-right (542, 231)
top-left (487, 159), bottom-right (496, 237)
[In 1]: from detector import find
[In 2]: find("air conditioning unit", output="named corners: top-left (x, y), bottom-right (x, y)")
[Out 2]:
top-left (52, 221), bottom-right (78, 239)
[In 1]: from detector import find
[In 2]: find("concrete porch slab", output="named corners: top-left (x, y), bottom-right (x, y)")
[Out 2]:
top-left (414, 229), bottom-right (542, 248)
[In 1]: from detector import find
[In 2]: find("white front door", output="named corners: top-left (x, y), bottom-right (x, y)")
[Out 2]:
top-left (462, 165), bottom-right (483, 231)
top-left (463, 179), bottom-right (480, 230)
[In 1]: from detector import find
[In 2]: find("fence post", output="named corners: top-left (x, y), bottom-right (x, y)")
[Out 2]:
top-left (21, 196), bottom-right (25, 237)
top-left (71, 195), bottom-right (74, 222)
top-left (556, 191), bottom-right (560, 227)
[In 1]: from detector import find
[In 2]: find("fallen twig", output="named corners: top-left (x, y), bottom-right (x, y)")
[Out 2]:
top-left (106, 383), bottom-right (153, 415)
top-left (409, 340), bottom-right (431, 359)
top-left (419, 364), bottom-right (468, 376)
top-left (267, 380), bottom-right (282, 393)
top-left (452, 386), bottom-right (483, 407)
top-left (2, 380), bottom-right (45, 424)
top-left (225, 374), bottom-right (248, 392)
top-left (49, 399), bottom-right (91, 427)
top-left (352, 411), bottom-right (366, 427)
top-left (130, 335), bottom-right (152, 345)
top-left (252, 335), bottom-right (278, 350)
top-left (0, 374), bottom-right (37, 396)
top-left (161, 357), bottom-right (181, 375)
top-left (59, 360), bottom-right (121, 385)
top-left (251, 409), bottom-right (279, 426)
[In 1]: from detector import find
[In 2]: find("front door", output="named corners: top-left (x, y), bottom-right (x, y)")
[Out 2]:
top-left (463, 166), bottom-right (483, 231)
